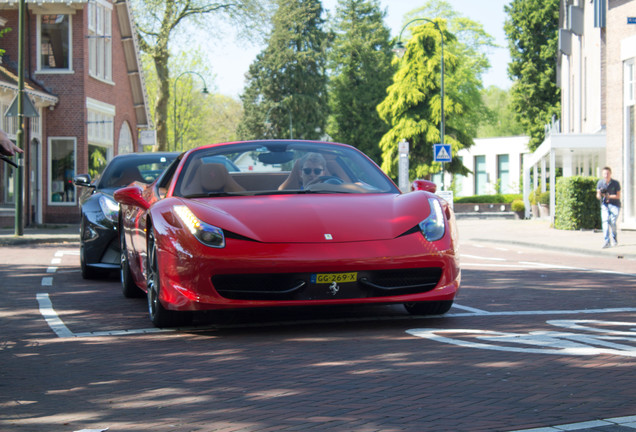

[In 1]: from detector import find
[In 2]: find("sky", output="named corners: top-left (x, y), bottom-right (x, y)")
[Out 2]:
top-left (205, 0), bottom-right (512, 99)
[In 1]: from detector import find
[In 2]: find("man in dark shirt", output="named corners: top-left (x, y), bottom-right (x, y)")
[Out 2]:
top-left (596, 166), bottom-right (621, 248)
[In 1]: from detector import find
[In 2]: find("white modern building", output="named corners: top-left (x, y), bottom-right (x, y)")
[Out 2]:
top-left (448, 136), bottom-right (530, 197)
top-left (524, 0), bottom-right (636, 228)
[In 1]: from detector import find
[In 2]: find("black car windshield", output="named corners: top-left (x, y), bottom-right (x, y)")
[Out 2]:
top-left (98, 154), bottom-right (177, 189)
top-left (173, 141), bottom-right (399, 197)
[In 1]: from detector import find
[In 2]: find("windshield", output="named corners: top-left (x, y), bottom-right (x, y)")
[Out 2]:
top-left (98, 153), bottom-right (177, 189)
top-left (173, 141), bottom-right (399, 197)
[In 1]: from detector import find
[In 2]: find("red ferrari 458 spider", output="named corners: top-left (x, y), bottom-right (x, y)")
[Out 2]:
top-left (114, 140), bottom-right (460, 327)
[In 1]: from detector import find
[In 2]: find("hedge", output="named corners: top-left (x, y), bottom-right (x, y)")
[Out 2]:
top-left (454, 194), bottom-right (522, 204)
top-left (554, 176), bottom-right (601, 230)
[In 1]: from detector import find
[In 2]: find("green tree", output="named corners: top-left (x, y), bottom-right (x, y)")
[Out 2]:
top-left (142, 50), bottom-right (213, 151)
top-left (477, 86), bottom-right (525, 138)
top-left (378, 1), bottom-right (494, 180)
top-left (199, 94), bottom-right (243, 144)
top-left (326, 0), bottom-right (395, 163)
top-left (130, 0), bottom-right (271, 151)
top-left (237, 0), bottom-right (330, 141)
top-left (504, 0), bottom-right (560, 151)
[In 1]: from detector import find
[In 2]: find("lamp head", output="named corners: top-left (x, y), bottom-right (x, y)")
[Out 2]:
top-left (392, 41), bottom-right (406, 58)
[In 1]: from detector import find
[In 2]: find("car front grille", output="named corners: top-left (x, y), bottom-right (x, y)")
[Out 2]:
top-left (212, 268), bottom-right (442, 301)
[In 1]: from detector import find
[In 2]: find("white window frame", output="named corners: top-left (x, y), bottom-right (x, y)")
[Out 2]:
top-left (88, 0), bottom-right (113, 83)
top-left (36, 13), bottom-right (73, 74)
top-left (47, 137), bottom-right (77, 206)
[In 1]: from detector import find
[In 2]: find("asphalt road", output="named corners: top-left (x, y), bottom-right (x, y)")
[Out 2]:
top-left (1, 239), bottom-right (635, 432)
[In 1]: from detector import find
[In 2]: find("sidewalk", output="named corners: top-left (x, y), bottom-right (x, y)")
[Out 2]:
top-left (457, 218), bottom-right (636, 260)
top-left (1, 219), bottom-right (635, 260)
top-left (0, 224), bottom-right (80, 246)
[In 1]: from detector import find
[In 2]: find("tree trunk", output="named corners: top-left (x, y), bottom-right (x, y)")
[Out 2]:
top-left (154, 51), bottom-right (170, 152)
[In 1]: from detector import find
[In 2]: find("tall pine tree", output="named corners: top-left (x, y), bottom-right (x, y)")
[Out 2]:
top-left (237, 0), bottom-right (330, 140)
top-left (327, 0), bottom-right (395, 163)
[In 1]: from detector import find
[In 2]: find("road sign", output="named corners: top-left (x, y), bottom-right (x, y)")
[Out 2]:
top-left (433, 144), bottom-right (452, 162)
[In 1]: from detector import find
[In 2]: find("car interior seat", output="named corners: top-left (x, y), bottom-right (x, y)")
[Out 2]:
top-left (198, 163), bottom-right (245, 194)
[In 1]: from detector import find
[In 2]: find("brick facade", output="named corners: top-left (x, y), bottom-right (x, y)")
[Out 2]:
top-left (0, 0), bottom-right (148, 225)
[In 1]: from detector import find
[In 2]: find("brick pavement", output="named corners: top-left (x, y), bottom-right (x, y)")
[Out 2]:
top-left (1, 221), bottom-right (635, 431)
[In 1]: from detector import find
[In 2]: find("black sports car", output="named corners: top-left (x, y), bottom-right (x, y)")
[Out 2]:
top-left (74, 152), bottom-right (178, 279)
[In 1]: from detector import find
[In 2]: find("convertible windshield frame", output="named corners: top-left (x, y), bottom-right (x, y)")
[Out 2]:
top-left (172, 140), bottom-right (400, 197)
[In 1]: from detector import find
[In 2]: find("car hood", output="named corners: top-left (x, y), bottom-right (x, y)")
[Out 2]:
top-left (182, 193), bottom-right (433, 243)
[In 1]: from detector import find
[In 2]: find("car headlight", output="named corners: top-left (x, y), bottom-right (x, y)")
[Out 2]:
top-left (419, 198), bottom-right (446, 242)
top-left (175, 205), bottom-right (225, 248)
top-left (99, 195), bottom-right (120, 223)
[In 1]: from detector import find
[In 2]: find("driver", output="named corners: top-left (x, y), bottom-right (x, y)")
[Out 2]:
top-left (279, 152), bottom-right (329, 190)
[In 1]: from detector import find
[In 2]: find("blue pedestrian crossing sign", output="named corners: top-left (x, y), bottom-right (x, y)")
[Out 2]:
top-left (433, 144), bottom-right (452, 162)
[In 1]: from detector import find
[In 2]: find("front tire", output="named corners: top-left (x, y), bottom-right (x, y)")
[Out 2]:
top-left (80, 242), bottom-right (101, 280)
top-left (404, 300), bottom-right (453, 316)
top-left (146, 226), bottom-right (191, 328)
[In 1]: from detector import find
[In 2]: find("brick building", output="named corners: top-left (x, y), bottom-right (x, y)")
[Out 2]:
top-left (0, 0), bottom-right (150, 225)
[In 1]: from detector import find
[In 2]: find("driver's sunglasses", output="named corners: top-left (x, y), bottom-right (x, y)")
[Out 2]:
top-left (303, 168), bottom-right (324, 175)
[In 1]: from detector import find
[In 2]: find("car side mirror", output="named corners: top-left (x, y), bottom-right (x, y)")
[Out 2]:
top-left (73, 174), bottom-right (93, 188)
top-left (114, 185), bottom-right (150, 211)
top-left (411, 179), bottom-right (437, 193)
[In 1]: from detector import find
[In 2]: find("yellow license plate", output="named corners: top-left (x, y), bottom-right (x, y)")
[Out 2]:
top-left (311, 272), bottom-right (358, 284)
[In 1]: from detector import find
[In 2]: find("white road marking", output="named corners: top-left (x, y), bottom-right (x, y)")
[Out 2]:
top-left (462, 260), bottom-right (636, 276)
top-left (508, 416), bottom-right (636, 431)
top-left (407, 318), bottom-right (636, 357)
top-left (41, 277), bottom-right (53, 286)
top-left (55, 250), bottom-right (79, 257)
top-left (461, 254), bottom-right (506, 261)
top-left (51, 258), bottom-right (61, 265)
top-left (36, 293), bottom-right (74, 338)
top-left (450, 304), bottom-right (491, 314)
top-left (46, 267), bottom-right (57, 273)
top-left (462, 262), bottom-right (545, 269)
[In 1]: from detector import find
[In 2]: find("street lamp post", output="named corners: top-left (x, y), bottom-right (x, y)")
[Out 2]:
top-left (394, 18), bottom-right (445, 190)
top-left (173, 71), bottom-right (209, 151)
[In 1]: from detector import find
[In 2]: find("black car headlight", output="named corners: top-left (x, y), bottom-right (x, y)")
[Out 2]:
top-left (175, 205), bottom-right (225, 248)
top-left (419, 198), bottom-right (446, 242)
top-left (99, 195), bottom-right (120, 223)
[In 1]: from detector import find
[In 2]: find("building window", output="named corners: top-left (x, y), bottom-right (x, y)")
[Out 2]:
top-left (88, 145), bottom-right (108, 180)
top-left (87, 98), bottom-right (114, 181)
top-left (475, 155), bottom-right (487, 195)
top-left (2, 138), bottom-right (16, 204)
top-left (497, 154), bottom-right (510, 194)
top-left (49, 138), bottom-right (76, 205)
top-left (118, 121), bottom-right (134, 154)
top-left (88, 0), bottom-right (112, 81)
top-left (39, 15), bottom-right (71, 71)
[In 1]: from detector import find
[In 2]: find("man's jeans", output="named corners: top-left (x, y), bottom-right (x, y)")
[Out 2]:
top-left (601, 203), bottom-right (620, 245)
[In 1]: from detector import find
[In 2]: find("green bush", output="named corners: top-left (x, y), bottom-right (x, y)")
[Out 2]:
top-left (554, 176), bottom-right (601, 230)
top-left (511, 199), bottom-right (525, 212)
top-left (454, 194), bottom-right (521, 204)
top-left (539, 191), bottom-right (550, 205)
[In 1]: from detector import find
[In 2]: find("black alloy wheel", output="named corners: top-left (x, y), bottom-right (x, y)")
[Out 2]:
top-left (120, 220), bottom-right (144, 298)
